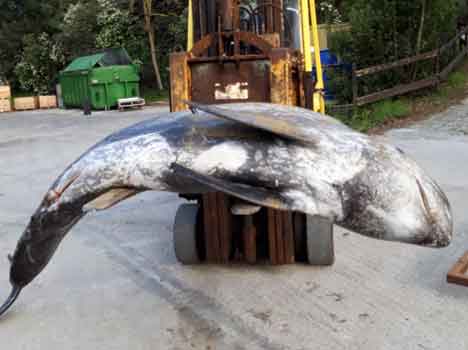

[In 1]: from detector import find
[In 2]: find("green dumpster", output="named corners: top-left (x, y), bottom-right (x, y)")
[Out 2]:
top-left (59, 48), bottom-right (140, 110)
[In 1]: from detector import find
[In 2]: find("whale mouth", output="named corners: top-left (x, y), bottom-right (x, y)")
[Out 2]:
top-left (418, 237), bottom-right (451, 248)
top-left (415, 179), bottom-right (452, 248)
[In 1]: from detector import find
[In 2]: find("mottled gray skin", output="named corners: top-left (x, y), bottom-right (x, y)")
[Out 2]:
top-left (2, 103), bottom-right (452, 317)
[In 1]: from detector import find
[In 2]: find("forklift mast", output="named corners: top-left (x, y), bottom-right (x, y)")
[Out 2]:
top-left (169, 0), bottom-right (332, 266)
top-left (170, 0), bottom-right (324, 112)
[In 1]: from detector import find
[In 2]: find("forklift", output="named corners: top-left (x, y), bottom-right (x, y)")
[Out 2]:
top-left (169, 0), bottom-right (332, 266)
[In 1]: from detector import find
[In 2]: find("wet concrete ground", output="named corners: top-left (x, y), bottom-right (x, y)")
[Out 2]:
top-left (0, 105), bottom-right (467, 349)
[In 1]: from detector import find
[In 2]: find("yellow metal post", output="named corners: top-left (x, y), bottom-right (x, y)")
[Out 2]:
top-left (309, 0), bottom-right (325, 113)
top-left (299, 0), bottom-right (312, 71)
top-left (187, 0), bottom-right (194, 51)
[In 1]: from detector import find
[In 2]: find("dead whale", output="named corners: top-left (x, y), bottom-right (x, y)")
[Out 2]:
top-left (0, 102), bottom-right (452, 317)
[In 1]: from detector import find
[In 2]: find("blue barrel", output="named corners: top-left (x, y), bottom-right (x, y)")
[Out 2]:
top-left (312, 49), bottom-right (339, 100)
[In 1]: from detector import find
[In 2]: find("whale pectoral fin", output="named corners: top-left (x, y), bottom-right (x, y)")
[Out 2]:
top-left (171, 163), bottom-right (291, 210)
top-left (185, 101), bottom-right (316, 145)
top-left (83, 188), bottom-right (139, 211)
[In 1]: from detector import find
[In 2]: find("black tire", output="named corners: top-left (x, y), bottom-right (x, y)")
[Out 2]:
top-left (173, 204), bottom-right (201, 264)
top-left (305, 215), bottom-right (335, 266)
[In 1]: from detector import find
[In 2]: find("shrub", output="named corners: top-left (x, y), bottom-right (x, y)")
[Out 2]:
top-left (14, 33), bottom-right (65, 94)
top-left (328, 0), bottom-right (459, 103)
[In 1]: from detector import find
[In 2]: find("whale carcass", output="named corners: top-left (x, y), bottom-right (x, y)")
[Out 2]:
top-left (0, 102), bottom-right (453, 317)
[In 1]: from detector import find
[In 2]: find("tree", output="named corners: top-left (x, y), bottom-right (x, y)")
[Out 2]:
top-left (143, 0), bottom-right (164, 90)
top-left (59, 1), bottom-right (101, 59)
top-left (131, 0), bottom-right (187, 88)
top-left (328, 0), bottom-right (459, 103)
top-left (14, 33), bottom-right (65, 93)
top-left (0, 0), bottom-right (68, 86)
top-left (330, 0), bottom-right (458, 66)
top-left (96, 0), bottom-right (148, 62)
top-left (0, 0), bottom-right (186, 92)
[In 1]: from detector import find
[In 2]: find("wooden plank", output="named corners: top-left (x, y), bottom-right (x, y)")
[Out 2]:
top-left (447, 251), bottom-right (468, 287)
top-left (217, 192), bottom-right (231, 263)
top-left (0, 86), bottom-right (11, 99)
top-left (267, 209), bottom-right (278, 265)
top-left (355, 50), bottom-right (438, 78)
top-left (202, 193), bottom-right (213, 261)
top-left (14, 97), bottom-right (37, 111)
top-left (210, 192), bottom-right (221, 262)
top-left (38, 95), bottom-right (57, 109)
top-left (243, 217), bottom-right (257, 264)
top-left (440, 48), bottom-right (468, 80)
top-left (275, 210), bottom-right (284, 264)
top-left (282, 212), bottom-right (295, 264)
top-left (356, 77), bottom-right (438, 106)
top-left (216, 193), bottom-right (225, 262)
top-left (0, 98), bottom-right (12, 113)
top-left (203, 193), bottom-right (218, 262)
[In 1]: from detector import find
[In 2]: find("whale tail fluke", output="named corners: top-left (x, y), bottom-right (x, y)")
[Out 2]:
top-left (0, 284), bottom-right (22, 318)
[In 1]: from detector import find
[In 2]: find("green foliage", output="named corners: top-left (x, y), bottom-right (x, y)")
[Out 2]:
top-left (14, 33), bottom-right (65, 94)
top-left (429, 71), bottom-right (467, 104)
top-left (447, 71), bottom-right (467, 88)
top-left (372, 100), bottom-right (410, 121)
top-left (331, 0), bottom-right (458, 66)
top-left (0, 0), bottom-right (187, 93)
top-left (0, 0), bottom-right (69, 86)
top-left (332, 60), bottom-right (468, 132)
top-left (328, 0), bottom-right (460, 105)
top-left (141, 87), bottom-right (169, 103)
top-left (58, 1), bottom-right (101, 59)
top-left (324, 64), bottom-right (353, 103)
top-left (153, 1), bottom-right (187, 83)
top-left (317, 1), bottom-right (343, 24)
top-left (336, 99), bottom-right (410, 132)
top-left (95, 0), bottom-right (148, 64)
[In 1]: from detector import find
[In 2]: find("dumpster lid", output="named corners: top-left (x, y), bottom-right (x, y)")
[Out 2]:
top-left (62, 48), bottom-right (133, 73)
top-left (63, 53), bottom-right (106, 72)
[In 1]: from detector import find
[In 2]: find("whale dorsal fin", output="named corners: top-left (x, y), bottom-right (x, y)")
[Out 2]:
top-left (185, 101), bottom-right (317, 145)
top-left (171, 163), bottom-right (291, 211)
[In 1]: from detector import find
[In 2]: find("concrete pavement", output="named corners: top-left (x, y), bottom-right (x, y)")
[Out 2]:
top-left (0, 105), bottom-right (467, 349)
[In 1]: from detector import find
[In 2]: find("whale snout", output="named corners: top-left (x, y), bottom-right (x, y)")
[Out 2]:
top-left (10, 219), bottom-right (63, 288)
top-left (10, 202), bottom-right (84, 287)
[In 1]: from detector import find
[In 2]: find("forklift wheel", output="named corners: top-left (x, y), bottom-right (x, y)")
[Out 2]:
top-left (173, 204), bottom-right (201, 264)
top-left (305, 215), bottom-right (335, 266)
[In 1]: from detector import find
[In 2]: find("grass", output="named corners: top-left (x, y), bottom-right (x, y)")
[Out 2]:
top-left (447, 71), bottom-right (467, 89)
top-left (141, 87), bottom-right (169, 104)
top-left (336, 99), bottom-right (411, 132)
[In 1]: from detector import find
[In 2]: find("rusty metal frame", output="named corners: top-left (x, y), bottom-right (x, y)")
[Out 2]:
top-left (169, 0), bottom-right (311, 265)
top-left (447, 251), bottom-right (468, 287)
top-left (189, 31), bottom-right (274, 58)
top-left (169, 52), bottom-right (191, 112)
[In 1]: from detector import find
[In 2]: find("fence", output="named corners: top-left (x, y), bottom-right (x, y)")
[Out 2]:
top-left (326, 27), bottom-right (468, 113)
